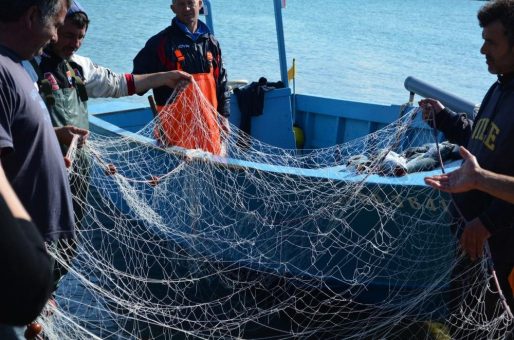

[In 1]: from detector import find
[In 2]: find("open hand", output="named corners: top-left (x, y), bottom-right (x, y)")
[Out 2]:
top-left (424, 147), bottom-right (480, 193)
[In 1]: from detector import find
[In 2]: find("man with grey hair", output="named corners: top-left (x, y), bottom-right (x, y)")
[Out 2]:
top-left (0, 0), bottom-right (69, 57)
top-left (0, 0), bottom-right (87, 336)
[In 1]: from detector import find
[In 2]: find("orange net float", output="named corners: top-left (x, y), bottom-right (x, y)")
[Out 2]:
top-left (24, 322), bottom-right (42, 339)
top-left (105, 163), bottom-right (117, 176)
top-left (148, 175), bottom-right (160, 187)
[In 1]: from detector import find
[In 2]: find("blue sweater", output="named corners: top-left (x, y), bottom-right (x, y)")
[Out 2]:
top-left (433, 74), bottom-right (514, 262)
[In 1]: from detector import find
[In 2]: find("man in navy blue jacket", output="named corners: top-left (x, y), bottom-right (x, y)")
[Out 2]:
top-left (420, 0), bottom-right (514, 319)
top-left (132, 0), bottom-right (229, 117)
top-left (132, 0), bottom-right (230, 155)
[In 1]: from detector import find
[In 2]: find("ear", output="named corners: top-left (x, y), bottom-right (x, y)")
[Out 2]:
top-left (170, 4), bottom-right (177, 15)
top-left (24, 5), bottom-right (41, 31)
top-left (198, 0), bottom-right (203, 8)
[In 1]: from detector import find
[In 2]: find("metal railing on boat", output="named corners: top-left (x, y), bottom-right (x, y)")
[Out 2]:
top-left (404, 76), bottom-right (478, 117)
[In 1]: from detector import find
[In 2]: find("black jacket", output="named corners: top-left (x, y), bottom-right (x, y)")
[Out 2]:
top-left (132, 18), bottom-right (230, 117)
top-left (433, 74), bottom-right (514, 262)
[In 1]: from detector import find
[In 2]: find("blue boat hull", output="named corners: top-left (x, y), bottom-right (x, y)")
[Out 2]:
top-left (87, 95), bottom-right (456, 315)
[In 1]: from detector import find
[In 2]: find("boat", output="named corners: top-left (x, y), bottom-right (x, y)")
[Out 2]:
top-left (87, 88), bottom-right (458, 295)
top-left (46, 1), bottom-right (513, 339)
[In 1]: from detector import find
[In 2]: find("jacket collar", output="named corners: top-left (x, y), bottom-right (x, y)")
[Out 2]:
top-left (172, 17), bottom-right (210, 42)
top-left (0, 44), bottom-right (22, 63)
top-left (42, 47), bottom-right (66, 62)
top-left (498, 73), bottom-right (514, 88)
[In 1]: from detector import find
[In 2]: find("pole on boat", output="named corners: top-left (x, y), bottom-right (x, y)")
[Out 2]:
top-left (203, 0), bottom-right (214, 34)
top-left (273, 0), bottom-right (289, 88)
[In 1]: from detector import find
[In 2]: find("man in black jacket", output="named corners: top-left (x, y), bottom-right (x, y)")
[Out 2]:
top-left (420, 0), bottom-right (514, 324)
top-left (133, 0), bottom-right (229, 115)
top-left (132, 0), bottom-right (230, 154)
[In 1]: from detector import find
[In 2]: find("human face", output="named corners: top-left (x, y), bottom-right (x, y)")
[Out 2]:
top-left (171, 0), bottom-right (203, 31)
top-left (52, 19), bottom-right (87, 59)
top-left (480, 20), bottom-right (514, 75)
top-left (30, 0), bottom-right (68, 58)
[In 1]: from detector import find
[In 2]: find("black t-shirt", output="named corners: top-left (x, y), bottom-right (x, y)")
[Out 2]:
top-left (0, 45), bottom-right (75, 241)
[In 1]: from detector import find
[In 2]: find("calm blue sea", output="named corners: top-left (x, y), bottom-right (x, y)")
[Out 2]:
top-left (79, 0), bottom-right (492, 106)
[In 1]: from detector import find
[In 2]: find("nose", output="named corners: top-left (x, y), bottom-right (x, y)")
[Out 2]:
top-left (50, 29), bottom-right (59, 44)
top-left (480, 42), bottom-right (487, 55)
top-left (72, 37), bottom-right (81, 49)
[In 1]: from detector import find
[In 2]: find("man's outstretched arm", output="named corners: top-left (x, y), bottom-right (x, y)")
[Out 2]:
top-left (424, 146), bottom-right (514, 205)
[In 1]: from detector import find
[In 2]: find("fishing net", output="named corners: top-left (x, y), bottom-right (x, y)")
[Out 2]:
top-left (37, 80), bottom-right (513, 339)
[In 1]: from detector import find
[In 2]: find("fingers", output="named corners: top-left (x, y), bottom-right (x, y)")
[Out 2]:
top-left (460, 229), bottom-right (475, 261)
top-left (419, 101), bottom-right (434, 122)
top-left (63, 156), bottom-right (72, 169)
top-left (424, 174), bottom-right (448, 186)
top-left (164, 71), bottom-right (192, 91)
top-left (418, 98), bottom-right (435, 109)
top-left (64, 127), bottom-right (89, 148)
top-left (418, 99), bottom-right (444, 122)
top-left (72, 132), bottom-right (88, 147)
top-left (77, 136), bottom-right (85, 148)
top-left (423, 107), bottom-right (433, 122)
top-left (424, 176), bottom-right (440, 188)
top-left (171, 71), bottom-right (192, 83)
top-left (425, 172), bottom-right (465, 193)
top-left (175, 79), bottom-right (190, 93)
top-left (75, 131), bottom-right (89, 147)
top-left (63, 126), bottom-right (89, 143)
top-left (460, 225), bottom-right (487, 262)
top-left (418, 98), bottom-right (442, 108)
top-left (67, 125), bottom-right (89, 135)
top-left (459, 146), bottom-right (473, 161)
top-left (179, 71), bottom-right (192, 82)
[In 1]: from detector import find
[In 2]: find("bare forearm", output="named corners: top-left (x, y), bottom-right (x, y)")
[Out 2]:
top-left (133, 71), bottom-right (192, 95)
top-left (133, 73), bottom-right (168, 93)
top-left (477, 169), bottom-right (514, 204)
top-left (0, 166), bottom-right (30, 220)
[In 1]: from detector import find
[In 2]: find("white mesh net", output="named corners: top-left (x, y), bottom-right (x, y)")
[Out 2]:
top-left (38, 81), bottom-right (513, 339)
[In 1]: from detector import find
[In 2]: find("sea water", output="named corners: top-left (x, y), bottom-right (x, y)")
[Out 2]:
top-left (80, 0), bottom-right (492, 106)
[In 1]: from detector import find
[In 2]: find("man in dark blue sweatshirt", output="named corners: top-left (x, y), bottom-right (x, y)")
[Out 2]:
top-left (419, 0), bottom-right (514, 325)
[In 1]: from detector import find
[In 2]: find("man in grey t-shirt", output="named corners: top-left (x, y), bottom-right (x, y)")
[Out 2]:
top-left (0, 0), bottom-right (80, 336)
top-left (0, 47), bottom-right (77, 241)
top-left (0, 0), bottom-right (89, 241)
top-left (0, 0), bottom-right (89, 313)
